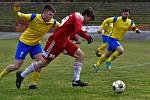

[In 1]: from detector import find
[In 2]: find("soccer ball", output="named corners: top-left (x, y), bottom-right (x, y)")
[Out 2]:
top-left (112, 80), bottom-right (126, 94)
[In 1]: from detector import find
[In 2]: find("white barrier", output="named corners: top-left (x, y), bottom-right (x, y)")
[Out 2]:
top-left (83, 26), bottom-right (99, 33)
top-left (0, 25), bottom-right (150, 40)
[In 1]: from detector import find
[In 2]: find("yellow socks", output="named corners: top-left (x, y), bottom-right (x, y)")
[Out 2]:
top-left (107, 51), bottom-right (120, 63)
top-left (96, 54), bottom-right (107, 67)
top-left (97, 43), bottom-right (108, 55)
top-left (0, 68), bottom-right (9, 79)
top-left (31, 72), bottom-right (40, 85)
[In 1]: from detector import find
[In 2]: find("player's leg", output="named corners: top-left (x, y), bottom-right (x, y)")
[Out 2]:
top-left (96, 43), bottom-right (108, 57)
top-left (93, 37), bottom-right (119, 72)
top-left (105, 39), bottom-right (123, 70)
top-left (93, 50), bottom-right (113, 72)
top-left (19, 39), bottom-right (61, 79)
top-left (0, 41), bottom-right (29, 80)
top-left (0, 60), bottom-right (23, 80)
top-left (64, 41), bottom-right (88, 87)
top-left (16, 38), bottom-right (63, 89)
top-left (28, 44), bottom-right (43, 89)
top-left (73, 48), bottom-right (88, 87)
top-left (16, 59), bottom-right (50, 89)
top-left (96, 35), bottom-right (109, 57)
top-left (106, 45), bottom-right (124, 69)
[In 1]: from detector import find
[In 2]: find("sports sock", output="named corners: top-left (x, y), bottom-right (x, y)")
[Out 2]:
top-left (31, 72), bottom-right (40, 85)
top-left (97, 43), bottom-right (107, 55)
top-left (21, 63), bottom-right (37, 78)
top-left (107, 51), bottom-right (120, 63)
top-left (96, 54), bottom-right (107, 67)
top-left (73, 62), bottom-right (82, 81)
top-left (0, 68), bottom-right (9, 79)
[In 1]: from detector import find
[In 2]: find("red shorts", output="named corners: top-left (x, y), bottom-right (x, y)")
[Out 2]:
top-left (43, 36), bottom-right (78, 61)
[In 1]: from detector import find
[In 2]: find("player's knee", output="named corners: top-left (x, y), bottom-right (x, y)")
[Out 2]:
top-left (38, 60), bottom-right (50, 69)
top-left (35, 55), bottom-right (43, 61)
top-left (117, 46), bottom-right (124, 55)
top-left (76, 53), bottom-right (85, 62)
top-left (80, 54), bottom-right (85, 61)
top-left (105, 53), bottom-right (111, 58)
top-left (118, 49), bottom-right (124, 55)
top-left (119, 51), bottom-right (124, 55)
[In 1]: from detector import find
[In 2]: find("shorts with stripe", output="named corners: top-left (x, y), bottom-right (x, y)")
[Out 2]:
top-left (43, 36), bottom-right (78, 61)
top-left (15, 41), bottom-right (43, 60)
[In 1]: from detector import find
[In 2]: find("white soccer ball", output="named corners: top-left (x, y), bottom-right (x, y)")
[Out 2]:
top-left (112, 80), bottom-right (126, 94)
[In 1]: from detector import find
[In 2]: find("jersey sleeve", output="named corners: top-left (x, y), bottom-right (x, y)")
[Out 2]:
top-left (13, 4), bottom-right (35, 22)
top-left (74, 13), bottom-right (90, 40)
top-left (100, 17), bottom-right (114, 30)
top-left (17, 12), bottom-right (34, 21)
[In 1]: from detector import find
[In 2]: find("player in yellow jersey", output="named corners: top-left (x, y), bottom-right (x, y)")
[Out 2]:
top-left (96, 23), bottom-right (113, 57)
top-left (93, 8), bottom-right (141, 72)
top-left (0, 3), bottom-right (60, 89)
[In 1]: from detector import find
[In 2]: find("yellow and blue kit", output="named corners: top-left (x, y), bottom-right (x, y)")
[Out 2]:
top-left (15, 12), bottom-right (60, 59)
top-left (100, 16), bottom-right (139, 51)
top-left (99, 23), bottom-right (113, 43)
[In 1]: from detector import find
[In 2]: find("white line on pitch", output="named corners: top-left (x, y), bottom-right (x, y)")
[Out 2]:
top-left (114, 62), bottom-right (150, 69)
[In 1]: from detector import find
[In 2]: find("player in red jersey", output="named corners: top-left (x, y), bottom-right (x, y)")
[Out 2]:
top-left (70, 34), bottom-right (81, 44)
top-left (16, 7), bottom-right (95, 88)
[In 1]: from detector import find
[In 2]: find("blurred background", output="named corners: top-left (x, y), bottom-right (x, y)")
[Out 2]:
top-left (0, 0), bottom-right (150, 40)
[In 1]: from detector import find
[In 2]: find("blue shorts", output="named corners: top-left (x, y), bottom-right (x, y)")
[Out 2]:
top-left (15, 41), bottom-right (43, 60)
top-left (107, 37), bottom-right (121, 52)
top-left (102, 35), bottom-right (109, 43)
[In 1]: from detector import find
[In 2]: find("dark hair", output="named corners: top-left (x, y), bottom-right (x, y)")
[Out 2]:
top-left (122, 8), bottom-right (130, 14)
top-left (43, 5), bottom-right (56, 13)
top-left (82, 7), bottom-right (95, 20)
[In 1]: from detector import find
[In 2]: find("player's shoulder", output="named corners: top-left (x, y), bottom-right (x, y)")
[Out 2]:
top-left (74, 12), bottom-right (84, 21)
top-left (127, 18), bottom-right (135, 26)
top-left (50, 18), bottom-right (59, 24)
top-left (74, 12), bottom-right (81, 16)
top-left (36, 14), bottom-right (40, 16)
top-left (107, 16), bottom-right (119, 23)
top-left (106, 16), bottom-right (118, 21)
top-left (115, 16), bottom-right (122, 20)
top-left (127, 18), bottom-right (133, 22)
top-left (50, 18), bottom-right (55, 22)
top-left (33, 13), bottom-right (40, 19)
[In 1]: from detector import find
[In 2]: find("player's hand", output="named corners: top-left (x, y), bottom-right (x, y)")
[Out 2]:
top-left (136, 30), bottom-right (141, 33)
top-left (14, 2), bottom-right (21, 12)
top-left (87, 35), bottom-right (93, 44)
top-left (97, 30), bottom-right (102, 34)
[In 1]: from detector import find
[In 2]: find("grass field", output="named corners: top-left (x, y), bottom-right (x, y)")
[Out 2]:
top-left (0, 39), bottom-right (150, 100)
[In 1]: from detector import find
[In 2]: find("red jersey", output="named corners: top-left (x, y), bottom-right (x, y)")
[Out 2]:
top-left (51, 12), bottom-right (90, 42)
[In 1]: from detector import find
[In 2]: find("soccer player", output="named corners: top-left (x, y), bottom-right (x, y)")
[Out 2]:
top-left (0, 3), bottom-right (60, 89)
top-left (93, 8), bottom-right (141, 72)
top-left (15, 7), bottom-right (95, 89)
top-left (95, 22), bottom-right (113, 57)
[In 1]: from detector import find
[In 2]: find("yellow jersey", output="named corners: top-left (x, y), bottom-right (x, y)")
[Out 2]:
top-left (100, 16), bottom-right (138, 41)
top-left (100, 23), bottom-right (113, 36)
top-left (17, 12), bottom-right (60, 46)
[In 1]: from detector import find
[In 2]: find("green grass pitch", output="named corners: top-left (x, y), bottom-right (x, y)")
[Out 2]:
top-left (0, 39), bottom-right (150, 100)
